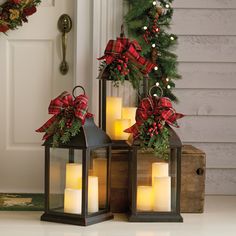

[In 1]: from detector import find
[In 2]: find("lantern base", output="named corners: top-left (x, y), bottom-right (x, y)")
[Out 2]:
top-left (41, 211), bottom-right (114, 226)
top-left (128, 212), bottom-right (183, 223)
top-left (112, 140), bottom-right (130, 148)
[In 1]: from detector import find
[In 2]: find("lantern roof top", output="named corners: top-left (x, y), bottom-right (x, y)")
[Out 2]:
top-left (43, 117), bottom-right (112, 148)
top-left (127, 126), bottom-right (182, 148)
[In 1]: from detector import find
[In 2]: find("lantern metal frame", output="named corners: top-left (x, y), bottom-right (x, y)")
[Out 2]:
top-left (40, 117), bottom-right (114, 226)
top-left (127, 128), bottom-right (183, 222)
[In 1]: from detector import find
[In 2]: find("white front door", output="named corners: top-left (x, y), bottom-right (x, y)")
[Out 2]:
top-left (0, 0), bottom-right (75, 193)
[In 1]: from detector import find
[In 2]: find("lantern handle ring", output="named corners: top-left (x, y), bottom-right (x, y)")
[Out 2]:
top-left (149, 84), bottom-right (163, 98)
top-left (72, 86), bottom-right (86, 98)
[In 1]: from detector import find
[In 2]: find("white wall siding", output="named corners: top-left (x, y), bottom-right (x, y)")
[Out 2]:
top-left (172, 0), bottom-right (236, 195)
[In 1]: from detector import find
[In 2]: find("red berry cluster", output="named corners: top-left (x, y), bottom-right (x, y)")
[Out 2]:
top-left (64, 107), bottom-right (75, 128)
top-left (143, 15), bottom-right (160, 44)
top-left (116, 55), bottom-right (130, 76)
top-left (147, 121), bottom-right (163, 137)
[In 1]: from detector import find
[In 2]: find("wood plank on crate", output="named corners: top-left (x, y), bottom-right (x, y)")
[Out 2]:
top-left (176, 36), bottom-right (236, 63)
top-left (172, 9), bottom-right (236, 36)
top-left (176, 62), bottom-right (236, 89)
top-left (206, 168), bottom-right (236, 195)
top-left (173, 0), bottom-right (236, 9)
top-left (174, 89), bottom-right (236, 116)
top-left (186, 142), bottom-right (236, 169)
top-left (176, 116), bottom-right (236, 143)
top-left (181, 145), bottom-right (206, 213)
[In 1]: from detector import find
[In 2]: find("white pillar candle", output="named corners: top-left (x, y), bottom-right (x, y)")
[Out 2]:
top-left (88, 176), bottom-right (99, 213)
top-left (152, 162), bottom-right (169, 185)
top-left (66, 163), bottom-right (82, 189)
top-left (106, 97), bottom-right (122, 139)
top-left (153, 177), bottom-right (171, 212)
top-left (122, 107), bottom-right (137, 126)
top-left (64, 188), bottom-right (82, 214)
top-left (114, 119), bottom-right (131, 140)
top-left (137, 186), bottom-right (153, 211)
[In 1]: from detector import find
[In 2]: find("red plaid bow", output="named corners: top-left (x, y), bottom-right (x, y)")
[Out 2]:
top-left (98, 37), bottom-right (156, 74)
top-left (125, 96), bottom-right (184, 139)
top-left (36, 91), bottom-right (93, 139)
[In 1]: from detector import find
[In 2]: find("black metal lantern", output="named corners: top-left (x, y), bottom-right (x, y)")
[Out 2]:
top-left (41, 117), bottom-right (114, 226)
top-left (127, 128), bottom-right (183, 222)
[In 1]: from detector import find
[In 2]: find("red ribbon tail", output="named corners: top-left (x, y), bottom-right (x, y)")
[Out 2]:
top-left (36, 115), bottom-right (57, 133)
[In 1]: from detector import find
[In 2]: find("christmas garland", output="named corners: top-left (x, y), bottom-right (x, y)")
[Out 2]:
top-left (36, 88), bottom-right (93, 147)
top-left (125, 86), bottom-right (184, 159)
top-left (125, 0), bottom-right (181, 101)
top-left (0, 0), bottom-right (41, 33)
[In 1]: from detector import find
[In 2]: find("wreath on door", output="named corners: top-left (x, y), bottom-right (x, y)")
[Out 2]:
top-left (0, 0), bottom-right (41, 33)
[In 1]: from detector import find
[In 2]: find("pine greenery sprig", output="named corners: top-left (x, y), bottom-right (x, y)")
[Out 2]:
top-left (125, 0), bottom-right (181, 102)
top-left (139, 117), bottom-right (170, 160)
top-left (46, 118), bottom-right (82, 148)
top-left (99, 60), bottom-right (144, 89)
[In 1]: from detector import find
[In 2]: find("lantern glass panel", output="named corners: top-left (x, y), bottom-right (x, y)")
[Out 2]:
top-left (136, 148), bottom-right (177, 213)
top-left (101, 80), bottom-right (137, 141)
top-left (88, 147), bottom-right (109, 215)
top-left (49, 148), bottom-right (83, 215)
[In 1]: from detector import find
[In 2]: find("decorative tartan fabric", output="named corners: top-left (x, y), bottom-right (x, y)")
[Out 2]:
top-left (98, 37), bottom-right (156, 74)
top-left (125, 96), bottom-right (184, 139)
top-left (36, 91), bottom-right (93, 135)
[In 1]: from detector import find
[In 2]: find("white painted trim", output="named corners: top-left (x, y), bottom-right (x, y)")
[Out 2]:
top-left (74, 0), bottom-right (93, 98)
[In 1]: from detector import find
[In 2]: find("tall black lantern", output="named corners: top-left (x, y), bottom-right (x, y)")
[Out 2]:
top-left (127, 128), bottom-right (183, 222)
top-left (97, 28), bottom-right (156, 145)
top-left (41, 117), bottom-right (114, 226)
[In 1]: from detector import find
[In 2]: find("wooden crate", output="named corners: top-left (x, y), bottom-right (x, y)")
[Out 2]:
top-left (181, 145), bottom-right (206, 213)
top-left (110, 145), bottom-right (206, 213)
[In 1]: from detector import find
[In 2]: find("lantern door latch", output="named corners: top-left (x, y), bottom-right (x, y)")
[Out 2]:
top-left (58, 14), bottom-right (72, 75)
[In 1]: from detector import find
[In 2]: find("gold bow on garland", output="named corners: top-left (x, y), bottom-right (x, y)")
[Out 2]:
top-left (0, 0), bottom-right (41, 34)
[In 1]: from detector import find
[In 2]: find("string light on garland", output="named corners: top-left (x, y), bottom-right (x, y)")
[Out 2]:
top-left (170, 36), bottom-right (175, 41)
top-left (156, 82), bottom-right (160, 87)
top-left (166, 78), bottom-right (170, 82)
top-left (165, 4), bottom-right (170, 9)
top-left (143, 26), bottom-right (148, 30)
top-left (153, 1), bottom-right (157, 6)
top-left (152, 43), bottom-right (156, 48)
top-left (167, 85), bottom-right (171, 89)
top-left (154, 66), bottom-right (158, 71)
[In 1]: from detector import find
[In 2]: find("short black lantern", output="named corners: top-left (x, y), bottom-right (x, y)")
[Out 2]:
top-left (37, 87), bottom-right (113, 226)
top-left (41, 117), bottom-right (113, 226)
top-left (125, 88), bottom-right (184, 222)
top-left (127, 128), bottom-right (183, 222)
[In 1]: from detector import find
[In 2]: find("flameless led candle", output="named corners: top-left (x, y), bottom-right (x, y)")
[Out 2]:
top-left (64, 188), bottom-right (82, 214)
top-left (153, 177), bottom-right (171, 212)
top-left (66, 163), bottom-right (82, 189)
top-left (88, 176), bottom-right (99, 213)
top-left (106, 97), bottom-right (122, 139)
top-left (114, 119), bottom-right (131, 140)
top-left (137, 186), bottom-right (153, 211)
top-left (152, 162), bottom-right (169, 184)
top-left (122, 107), bottom-right (137, 126)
